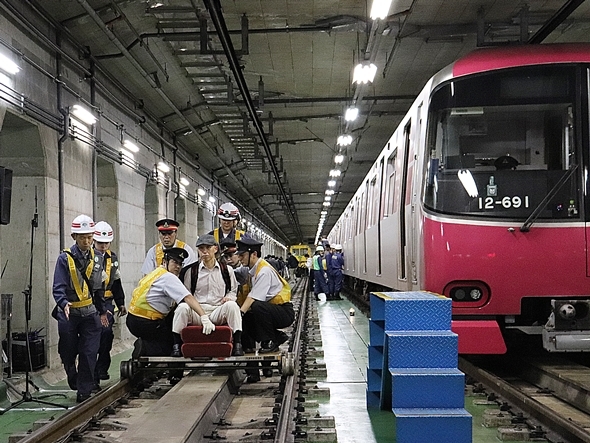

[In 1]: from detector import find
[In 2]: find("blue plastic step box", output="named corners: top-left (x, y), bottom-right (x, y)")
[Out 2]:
top-left (386, 330), bottom-right (458, 369)
top-left (393, 408), bottom-right (472, 443)
top-left (390, 368), bottom-right (465, 409)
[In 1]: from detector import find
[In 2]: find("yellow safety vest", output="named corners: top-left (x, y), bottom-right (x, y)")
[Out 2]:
top-left (212, 229), bottom-right (244, 244)
top-left (128, 267), bottom-right (168, 320)
top-left (236, 276), bottom-right (251, 307)
top-left (64, 248), bottom-right (95, 308)
top-left (254, 259), bottom-right (291, 305)
top-left (104, 250), bottom-right (113, 299)
top-left (155, 240), bottom-right (187, 267)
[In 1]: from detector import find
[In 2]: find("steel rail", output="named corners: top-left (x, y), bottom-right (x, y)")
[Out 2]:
top-left (459, 357), bottom-right (590, 443)
top-left (275, 279), bottom-right (307, 443)
top-left (15, 380), bottom-right (131, 443)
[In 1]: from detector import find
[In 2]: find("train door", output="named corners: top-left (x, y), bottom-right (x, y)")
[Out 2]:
top-left (398, 121), bottom-right (411, 282)
top-left (377, 157), bottom-right (385, 276)
top-left (409, 105), bottom-right (422, 286)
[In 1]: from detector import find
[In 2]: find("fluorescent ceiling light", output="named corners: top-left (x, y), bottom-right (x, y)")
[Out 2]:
top-left (0, 53), bottom-right (20, 74)
top-left (329, 169), bottom-right (341, 177)
top-left (328, 180), bottom-right (336, 187)
top-left (71, 104), bottom-right (96, 125)
top-left (325, 189), bottom-right (335, 195)
top-left (123, 140), bottom-right (140, 152)
top-left (370, 0), bottom-right (393, 20)
top-left (337, 135), bottom-right (353, 146)
top-left (345, 107), bottom-right (358, 122)
top-left (334, 154), bottom-right (345, 164)
top-left (180, 177), bottom-right (190, 186)
top-left (322, 201), bottom-right (331, 207)
top-left (208, 196), bottom-right (216, 202)
top-left (352, 63), bottom-right (377, 84)
top-left (197, 188), bottom-right (206, 196)
top-left (157, 161), bottom-right (170, 173)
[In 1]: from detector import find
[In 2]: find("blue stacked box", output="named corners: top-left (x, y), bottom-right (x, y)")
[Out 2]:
top-left (387, 330), bottom-right (458, 369)
top-left (366, 291), bottom-right (472, 442)
top-left (382, 291), bottom-right (451, 331)
top-left (393, 408), bottom-right (472, 443)
top-left (390, 368), bottom-right (465, 408)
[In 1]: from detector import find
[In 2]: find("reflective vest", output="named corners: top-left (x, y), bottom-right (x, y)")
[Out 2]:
top-left (254, 259), bottom-right (291, 305)
top-left (102, 250), bottom-right (119, 299)
top-left (236, 276), bottom-right (251, 307)
top-left (155, 240), bottom-right (187, 268)
top-left (128, 267), bottom-right (168, 320)
top-left (212, 228), bottom-right (244, 244)
top-left (64, 248), bottom-right (96, 308)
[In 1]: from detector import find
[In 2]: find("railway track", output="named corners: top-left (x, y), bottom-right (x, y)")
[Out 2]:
top-left (459, 353), bottom-right (590, 443)
top-left (13, 279), bottom-right (333, 443)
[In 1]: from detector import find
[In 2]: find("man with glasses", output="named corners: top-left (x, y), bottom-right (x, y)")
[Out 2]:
top-left (141, 218), bottom-right (196, 275)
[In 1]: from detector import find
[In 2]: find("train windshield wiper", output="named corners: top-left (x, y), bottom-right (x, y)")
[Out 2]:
top-left (520, 164), bottom-right (578, 232)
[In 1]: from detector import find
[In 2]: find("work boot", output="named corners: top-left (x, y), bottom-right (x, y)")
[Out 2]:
top-left (171, 343), bottom-right (182, 357)
top-left (132, 338), bottom-right (144, 359)
top-left (232, 342), bottom-right (244, 356)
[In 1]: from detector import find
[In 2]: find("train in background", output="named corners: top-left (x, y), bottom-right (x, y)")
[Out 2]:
top-left (328, 43), bottom-right (590, 355)
top-left (289, 243), bottom-right (312, 265)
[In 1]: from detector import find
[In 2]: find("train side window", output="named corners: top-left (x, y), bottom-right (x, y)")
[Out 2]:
top-left (385, 151), bottom-right (397, 216)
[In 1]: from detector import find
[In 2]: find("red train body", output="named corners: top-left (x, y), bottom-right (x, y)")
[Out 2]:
top-left (329, 44), bottom-right (590, 354)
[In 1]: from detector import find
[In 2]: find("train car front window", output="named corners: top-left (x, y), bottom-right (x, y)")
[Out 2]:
top-left (423, 65), bottom-right (581, 220)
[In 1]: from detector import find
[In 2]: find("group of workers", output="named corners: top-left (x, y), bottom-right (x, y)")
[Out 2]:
top-left (307, 241), bottom-right (345, 301)
top-left (51, 202), bottom-right (297, 402)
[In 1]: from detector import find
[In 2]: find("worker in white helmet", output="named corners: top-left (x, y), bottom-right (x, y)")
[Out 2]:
top-left (92, 221), bottom-right (127, 386)
top-left (51, 214), bottom-right (110, 403)
top-left (208, 202), bottom-right (247, 243)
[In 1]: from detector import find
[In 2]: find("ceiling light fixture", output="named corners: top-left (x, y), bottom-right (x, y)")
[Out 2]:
top-left (370, 0), bottom-right (393, 20)
top-left (325, 189), bottom-right (335, 195)
top-left (337, 134), bottom-right (353, 146)
top-left (328, 180), bottom-right (336, 187)
top-left (329, 169), bottom-right (341, 177)
top-left (197, 188), bottom-right (206, 196)
top-left (180, 177), bottom-right (190, 187)
top-left (71, 104), bottom-right (96, 125)
top-left (323, 201), bottom-right (331, 207)
top-left (123, 140), bottom-right (140, 152)
top-left (334, 153), bottom-right (345, 164)
top-left (0, 53), bottom-right (20, 74)
top-left (345, 107), bottom-right (359, 122)
top-left (353, 63), bottom-right (378, 84)
top-left (157, 161), bottom-right (170, 173)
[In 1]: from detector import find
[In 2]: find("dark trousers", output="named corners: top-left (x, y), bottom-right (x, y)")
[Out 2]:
top-left (314, 270), bottom-right (329, 295)
top-left (57, 308), bottom-right (102, 397)
top-left (242, 301), bottom-right (295, 346)
top-left (328, 271), bottom-right (343, 294)
top-left (308, 269), bottom-right (315, 293)
top-left (126, 312), bottom-right (174, 356)
top-left (95, 299), bottom-right (115, 380)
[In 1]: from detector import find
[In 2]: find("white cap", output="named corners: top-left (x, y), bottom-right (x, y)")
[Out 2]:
top-left (334, 244), bottom-right (342, 250)
top-left (71, 214), bottom-right (95, 234)
top-left (316, 245), bottom-right (324, 252)
top-left (93, 221), bottom-right (114, 242)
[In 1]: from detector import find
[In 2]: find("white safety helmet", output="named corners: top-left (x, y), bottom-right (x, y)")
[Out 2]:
top-left (218, 202), bottom-right (240, 221)
top-left (334, 244), bottom-right (342, 250)
top-left (316, 245), bottom-right (324, 252)
top-left (93, 221), bottom-right (114, 242)
top-left (71, 214), bottom-right (95, 234)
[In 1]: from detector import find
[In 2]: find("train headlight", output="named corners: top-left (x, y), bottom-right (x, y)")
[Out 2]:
top-left (454, 289), bottom-right (466, 300)
top-left (445, 281), bottom-right (489, 306)
top-left (470, 289), bottom-right (482, 300)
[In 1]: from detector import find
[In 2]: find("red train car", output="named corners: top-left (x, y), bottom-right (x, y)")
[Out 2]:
top-left (329, 44), bottom-right (590, 354)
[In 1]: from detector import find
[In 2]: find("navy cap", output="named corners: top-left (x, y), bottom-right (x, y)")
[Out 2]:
top-left (163, 247), bottom-right (188, 263)
top-left (219, 237), bottom-right (237, 255)
top-left (156, 218), bottom-right (179, 231)
top-left (196, 234), bottom-right (218, 247)
top-left (236, 237), bottom-right (263, 254)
